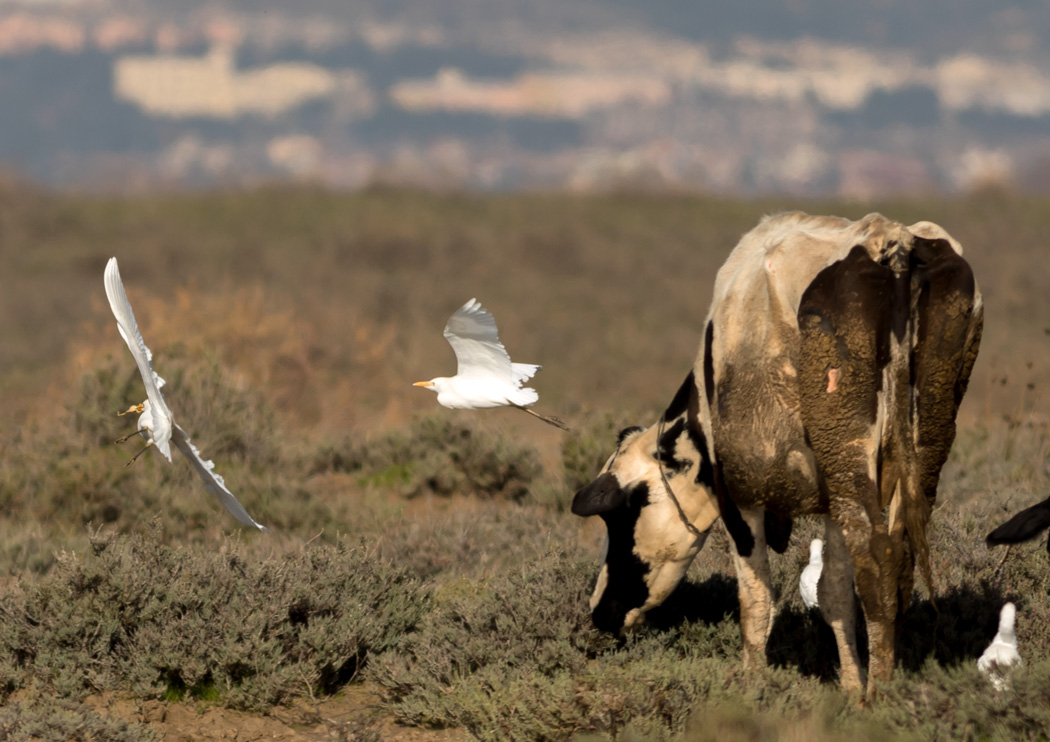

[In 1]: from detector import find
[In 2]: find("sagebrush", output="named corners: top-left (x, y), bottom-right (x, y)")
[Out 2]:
top-left (1, 189), bottom-right (1050, 740)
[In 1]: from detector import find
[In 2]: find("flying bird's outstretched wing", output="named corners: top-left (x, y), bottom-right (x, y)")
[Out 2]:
top-left (104, 257), bottom-right (173, 461)
top-left (443, 298), bottom-right (514, 381)
top-left (171, 423), bottom-right (269, 532)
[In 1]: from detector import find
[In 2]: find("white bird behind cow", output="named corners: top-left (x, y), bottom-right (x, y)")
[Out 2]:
top-left (977, 602), bottom-right (1022, 691)
top-left (799, 538), bottom-right (823, 609)
top-left (414, 298), bottom-right (568, 430)
top-left (104, 257), bottom-right (269, 533)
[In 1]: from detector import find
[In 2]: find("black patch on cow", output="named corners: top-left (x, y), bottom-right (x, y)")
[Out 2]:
top-left (572, 472), bottom-right (627, 516)
top-left (713, 460), bottom-right (754, 557)
top-left (662, 371), bottom-right (696, 423)
top-left (655, 418), bottom-right (690, 475)
top-left (764, 510), bottom-right (793, 554)
top-left (703, 320), bottom-right (716, 405)
top-left (591, 482), bottom-right (653, 634)
top-left (686, 377), bottom-right (715, 489)
top-left (616, 426), bottom-right (645, 446)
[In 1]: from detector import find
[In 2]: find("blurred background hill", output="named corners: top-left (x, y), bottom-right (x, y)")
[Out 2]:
top-left (1, 0), bottom-right (1050, 195)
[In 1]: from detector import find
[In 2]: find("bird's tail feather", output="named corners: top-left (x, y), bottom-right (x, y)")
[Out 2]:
top-left (512, 386), bottom-right (539, 406)
top-left (512, 363), bottom-right (541, 385)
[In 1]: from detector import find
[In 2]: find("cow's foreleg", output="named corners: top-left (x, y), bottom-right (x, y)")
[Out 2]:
top-left (820, 516), bottom-right (864, 694)
top-left (730, 507), bottom-right (775, 671)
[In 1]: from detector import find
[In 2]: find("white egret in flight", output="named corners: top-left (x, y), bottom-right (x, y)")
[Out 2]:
top-left (104, 257), bottom-right (269, 532)
top-left (414, 298), bottom-right (568, 430)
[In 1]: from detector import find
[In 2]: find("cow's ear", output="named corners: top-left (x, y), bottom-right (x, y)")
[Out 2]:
top-left (571, 472), bottom-right (627, 517)
top-left (616, 426), bottom-right (645, 446)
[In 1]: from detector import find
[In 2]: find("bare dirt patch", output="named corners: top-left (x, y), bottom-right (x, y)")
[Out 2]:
top-left (82, 684), bottom-right (464, 742)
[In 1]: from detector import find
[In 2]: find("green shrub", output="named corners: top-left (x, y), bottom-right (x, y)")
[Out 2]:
top-left (561, 411), bottom-right (643, 494)
top-left (0, 698), bottom-right (156, 742)
top-left (310, 416), bottom-right (542, 501)
top-left (0, 531), bottom-right (431, 710)
top-left (369, 548), bottom-right (614, 729)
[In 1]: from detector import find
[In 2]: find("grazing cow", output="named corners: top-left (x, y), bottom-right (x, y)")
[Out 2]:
top-left (572, 212), bottom-right (982, 697)
top-left (987, 496), bottom-right (1050, 554)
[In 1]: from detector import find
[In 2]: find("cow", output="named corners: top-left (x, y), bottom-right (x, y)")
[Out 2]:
top-left (572, 212), bottom-right (983, 698)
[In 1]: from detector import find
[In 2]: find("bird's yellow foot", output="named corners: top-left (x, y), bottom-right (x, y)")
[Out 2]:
top-left (118, 403), bottom-right (144, 417)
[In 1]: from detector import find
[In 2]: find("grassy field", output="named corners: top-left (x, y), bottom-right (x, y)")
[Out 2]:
top-left (1, 186), bottom-right (1049, 740)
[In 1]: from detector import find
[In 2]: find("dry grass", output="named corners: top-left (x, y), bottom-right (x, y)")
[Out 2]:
top-left (1, 187), bottom-right (1050, 740)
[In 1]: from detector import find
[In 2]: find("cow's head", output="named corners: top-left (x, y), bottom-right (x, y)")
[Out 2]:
top-left (571, 423), bottom-right (721, 634)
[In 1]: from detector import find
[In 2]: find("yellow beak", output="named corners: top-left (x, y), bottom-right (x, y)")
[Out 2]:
top-left (413, 381), bottom-right (434, 388)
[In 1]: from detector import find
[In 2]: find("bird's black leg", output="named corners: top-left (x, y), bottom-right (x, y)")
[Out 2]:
top-left (514, 405), bottom-right (570, 431)
top-left (115, 430), bottom-right (142, 445)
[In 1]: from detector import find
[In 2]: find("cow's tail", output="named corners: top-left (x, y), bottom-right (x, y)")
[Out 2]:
top-left (903, 470), bottom-right (934, 604)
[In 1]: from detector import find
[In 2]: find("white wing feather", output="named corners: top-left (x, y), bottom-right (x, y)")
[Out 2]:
top-left (443, 298), bottom-right (515, 381)
top-left (104, 257), bottom-right (173, 461)
top-left (511, 363), bottom-right (540, 385)
top-left (171, 423), bottom-right (269, 532)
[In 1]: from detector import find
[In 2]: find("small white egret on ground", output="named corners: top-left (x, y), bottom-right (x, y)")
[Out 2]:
top-left (104, 257), bottom-right (269, 532)
top-left (414, 298), bottom-right (568, 430)
top-left (799, 538), bottom-right (823, 610)
top-left (977, 602), bottom-right (1022, 691)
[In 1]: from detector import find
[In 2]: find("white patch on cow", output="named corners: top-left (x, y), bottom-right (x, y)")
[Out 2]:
top-left (887, 479), bottom-right (904, 533)
top-left (632, 474), bottom-right (713, 607)
top-left (624, 608), bottom-right (645, 629)
top-left (590, 563), bottom-right (609, 611)
top-left (907, 221), bottom-right (964, 255)
top-left (786, 449), bottom-right (816, 485)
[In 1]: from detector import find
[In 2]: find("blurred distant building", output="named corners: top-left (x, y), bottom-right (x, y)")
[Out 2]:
top-left (390, 67), bottom-right (672, 119)
top-left (114, 45), bottom-right (337, 118)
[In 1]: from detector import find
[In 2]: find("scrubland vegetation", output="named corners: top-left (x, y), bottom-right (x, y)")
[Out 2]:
top-left (1, 186), bottom-right (1050, 740)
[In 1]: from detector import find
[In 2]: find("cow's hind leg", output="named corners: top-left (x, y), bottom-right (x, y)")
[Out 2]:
top-left (819, 516), bottom-right (864, 694)
top-left (730, 507), bottom-right (775, 671)
top-left (798, 245), bottom-right (900, 698)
